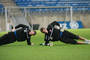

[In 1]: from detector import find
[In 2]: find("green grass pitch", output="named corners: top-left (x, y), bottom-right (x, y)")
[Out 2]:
top-left (0, 29), bottom-right (90, 60)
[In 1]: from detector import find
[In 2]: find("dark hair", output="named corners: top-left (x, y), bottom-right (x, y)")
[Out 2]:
top-left (33, 30), bottom-right (37, 35)
top-left (40, 27), bottom-right (45, 33)
top-left (28, 30), bottom-right (36, 35)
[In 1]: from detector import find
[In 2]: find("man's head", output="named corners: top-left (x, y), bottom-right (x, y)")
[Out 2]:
top-left (40, 27), bottom-right (48, 33)
top-left (29, 30), bottom-right (36, 36)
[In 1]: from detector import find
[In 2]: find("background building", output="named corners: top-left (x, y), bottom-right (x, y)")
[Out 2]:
top-left (0, 0), bottom-right (90, 31)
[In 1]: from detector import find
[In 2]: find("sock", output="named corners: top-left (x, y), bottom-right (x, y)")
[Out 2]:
top-left (85, 40), bottom-right (90, 42)
top-left (84, 41), bottom-right (90, 44)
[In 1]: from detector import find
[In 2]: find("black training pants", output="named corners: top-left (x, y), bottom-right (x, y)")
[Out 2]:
top-left (0, 32), bottom-right (16, 46)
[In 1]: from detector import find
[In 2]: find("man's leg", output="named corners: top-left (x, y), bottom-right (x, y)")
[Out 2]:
top-left (77, 41), bottom-right (90, 44)
top-left (0, 33), bottom-right (15, 46)
top-left (60, 35), bottom-right (77, 44)
top-left (63, 30), bottom-right (80, 39)
top-left (77, 41), bottom-right (86, 44)
top-left (0, 34), bottom-right (9, 45)
top-left (63, 30), bottom-right (90, 43)
top-left (79, 36), bottom-right (89, 41)
top-left (60, 35), bottom-right (89, 44)
top-left (73, 35), bottom-right (90, 44)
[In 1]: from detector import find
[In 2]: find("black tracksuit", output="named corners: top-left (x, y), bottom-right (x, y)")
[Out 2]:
top-left (44, 21), bottom-right (80, 45)
top-left (0, 24), bottom-right (31, 46)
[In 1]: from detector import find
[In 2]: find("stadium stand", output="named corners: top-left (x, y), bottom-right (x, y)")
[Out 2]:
top-left (0, 4), bottom-right (3, 8)
top-left (0, 0), bottom-right (90, 31)
top-left (14, 0), bottom-right (90, 6)
top-left (13, 0), bottom-right (90, 11)
top-left (12, 0), bottom-right (90, 29)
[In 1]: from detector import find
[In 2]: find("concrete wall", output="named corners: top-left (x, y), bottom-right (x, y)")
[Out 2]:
top-left (0, 16), bottom-right (6, 31)
top-left (0, 11), bottom-right (90, 31)
top-left (73, 11), bottom-right (90, 28)
top-left (27, 11), bottom-right (90, 28)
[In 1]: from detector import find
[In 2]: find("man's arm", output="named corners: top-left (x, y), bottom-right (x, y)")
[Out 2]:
top-left (26, 37), bottom-right (31, 45)
top-left (47, 21), bottom-right (60, 30)
top-left (50, 21), bottom-right (60, 27)
top-left (15, 24), bottom-right (29, 29)
top-left (44, 34), bottom-right (51, 46)
top-left (53, 22), bottom-right (66, 32)
top-left (58, 23), bottom-right (66, 32)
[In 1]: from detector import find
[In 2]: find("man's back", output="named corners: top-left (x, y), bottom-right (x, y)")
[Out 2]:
top-left (46, 21), bottom-right (61, 41)
top-left (16, 28), bottom-right (28, 41)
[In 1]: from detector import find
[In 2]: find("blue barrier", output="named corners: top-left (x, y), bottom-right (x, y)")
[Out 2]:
top-left (57, 21), bottom-right (83, 29)
top-left (0, 4), bottom-right (4, 8)
top-left (0, 4), bottom-right (4, 13)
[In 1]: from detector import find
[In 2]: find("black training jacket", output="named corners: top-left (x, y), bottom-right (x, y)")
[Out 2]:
top-left (44, 21), bottom-right (61, 45)
top-left (15, 24), bottom-right (31, 45)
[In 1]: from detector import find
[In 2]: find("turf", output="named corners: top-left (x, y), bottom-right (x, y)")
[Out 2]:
top-left (0, 29), bottom-right (90, 60)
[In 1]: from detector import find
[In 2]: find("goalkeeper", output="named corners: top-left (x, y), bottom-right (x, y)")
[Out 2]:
top-left (0, 24), bottom-right (36, 46)
top-left (40, 21), bottom-right (90, 46)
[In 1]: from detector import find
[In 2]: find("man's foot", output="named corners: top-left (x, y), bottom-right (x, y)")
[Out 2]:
top-left (49, 43), bottom-right (53, 46)
top-left (40, 43), bottom-right (53, 46)
top-left (31, 43), bottom-right (34, 46)
top-left (85, 40), bottom-right (90, 42)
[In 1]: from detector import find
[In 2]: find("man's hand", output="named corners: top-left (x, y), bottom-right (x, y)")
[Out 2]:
top-left (60, 23), bottom-right (66, 32)
top-left (30, 43), bottom-right (34, 46)
top-left (49, 43), bottom-right (53, 46)
top-left (40, 43), bottom-right (45, 46)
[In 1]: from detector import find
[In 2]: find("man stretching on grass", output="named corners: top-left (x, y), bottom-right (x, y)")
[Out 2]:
top-left (0, 24), bottom-right (36, 46)
top-left (40, 21), bottom-right (90, 46)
